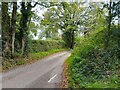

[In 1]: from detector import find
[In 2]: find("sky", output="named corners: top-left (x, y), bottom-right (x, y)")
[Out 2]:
top-left (31, 5), bottom-right (47, 40)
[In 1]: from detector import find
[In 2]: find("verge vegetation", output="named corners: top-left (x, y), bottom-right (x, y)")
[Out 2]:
top-left (3, 48), bottom-right (65, 71)
top-left (2, 39), bottom-right (65, 71)
top-left (66, 27), bottom-right (120, 88)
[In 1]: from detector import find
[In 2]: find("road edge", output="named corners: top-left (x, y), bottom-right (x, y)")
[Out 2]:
top-left (59, 62), bottom-right (69, 88)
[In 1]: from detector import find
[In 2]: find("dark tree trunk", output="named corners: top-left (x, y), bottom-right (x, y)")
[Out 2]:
top-left (104, 1), bottom-right (112, 50)
top-left (11, 2), bottom-right (17, 56)
top-left (118, 1), bottom-right (120, 31)
top-left (2, 2), bottom-right (11, 58)
top-left (19, 2), bottom-right (32, 55)
top-left (70, 30), bottom-right (75, 49)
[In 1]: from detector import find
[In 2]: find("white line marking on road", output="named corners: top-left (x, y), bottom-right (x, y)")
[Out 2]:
top-left (48, 74), bottom-right (57, 83)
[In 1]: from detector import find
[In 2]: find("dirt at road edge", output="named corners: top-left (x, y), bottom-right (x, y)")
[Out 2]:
top-left (60, 63), bottom-right (69, 88)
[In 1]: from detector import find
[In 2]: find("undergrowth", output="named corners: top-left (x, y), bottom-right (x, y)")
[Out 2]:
top-left (67, 28), bottom-right (120, 88)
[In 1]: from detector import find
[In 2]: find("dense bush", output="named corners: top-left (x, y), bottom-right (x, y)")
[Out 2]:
top-left (31, 40), bottom-right (65, 52)
top-left (67, 28), bottom-right (120, 88)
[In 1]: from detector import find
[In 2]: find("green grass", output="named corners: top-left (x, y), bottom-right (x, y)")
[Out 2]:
top-left (3, 49), bottom-right (65, 71)
top-left (28, 49), bottom-right (65, 61)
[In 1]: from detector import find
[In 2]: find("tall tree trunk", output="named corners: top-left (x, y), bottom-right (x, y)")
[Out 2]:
top-left (21, 38), bottom-right (25, 55)
top-left (117, 1), bottom-right (120, 50)
top-left (70, 30), bottom-right (74, 49)
top-left (2, 2), bottom-right (11, 58)
top-left (11, 2), bottom-right (17, 56)
top-left (72, 30), bottom-right (75, 49)
top-left (104, 1), bottom-right (112, 49)
top-left (20, 2), bottom-right (32, 55)
top-left (118, 1), bottom-right (120, 31)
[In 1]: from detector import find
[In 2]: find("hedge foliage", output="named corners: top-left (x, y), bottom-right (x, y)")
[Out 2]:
top-left (3, 40), bottom-right (66, 71)
top-left (67, 27), bottom-right (120, 88)
top-left (31, 40), bottom-right (65, 52)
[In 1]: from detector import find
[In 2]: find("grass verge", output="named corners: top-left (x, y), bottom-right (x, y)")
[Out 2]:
top-left (2, 49), bottom-right (66, 72)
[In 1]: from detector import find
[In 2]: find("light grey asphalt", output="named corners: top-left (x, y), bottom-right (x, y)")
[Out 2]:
top-left (1, 51), bottom-right (71, 88)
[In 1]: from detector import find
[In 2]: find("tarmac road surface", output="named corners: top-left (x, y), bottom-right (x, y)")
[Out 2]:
top-left (1, 51), bottom-right (71, 88)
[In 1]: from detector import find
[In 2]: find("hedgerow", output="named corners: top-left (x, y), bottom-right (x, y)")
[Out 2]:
top-left (2, 40), bottom-right (66, 71)
top-left (31, 40), bottom-right (65, 52)
top-left (67, 28), bottom-right (120, 88)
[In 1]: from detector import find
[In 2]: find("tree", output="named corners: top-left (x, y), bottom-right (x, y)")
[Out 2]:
top-left (103, 0), bottom-right (120, 49)
top-left (41, 2), bottom-right (83, 49)
top-left (19, 2), bottom-right (35, 55)
top-left (19, 1), bottom-right (58, 55)
top-left (11, 2), bottom-right (17, 56)
top-left (2, 2), bottom-right (11, 58)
